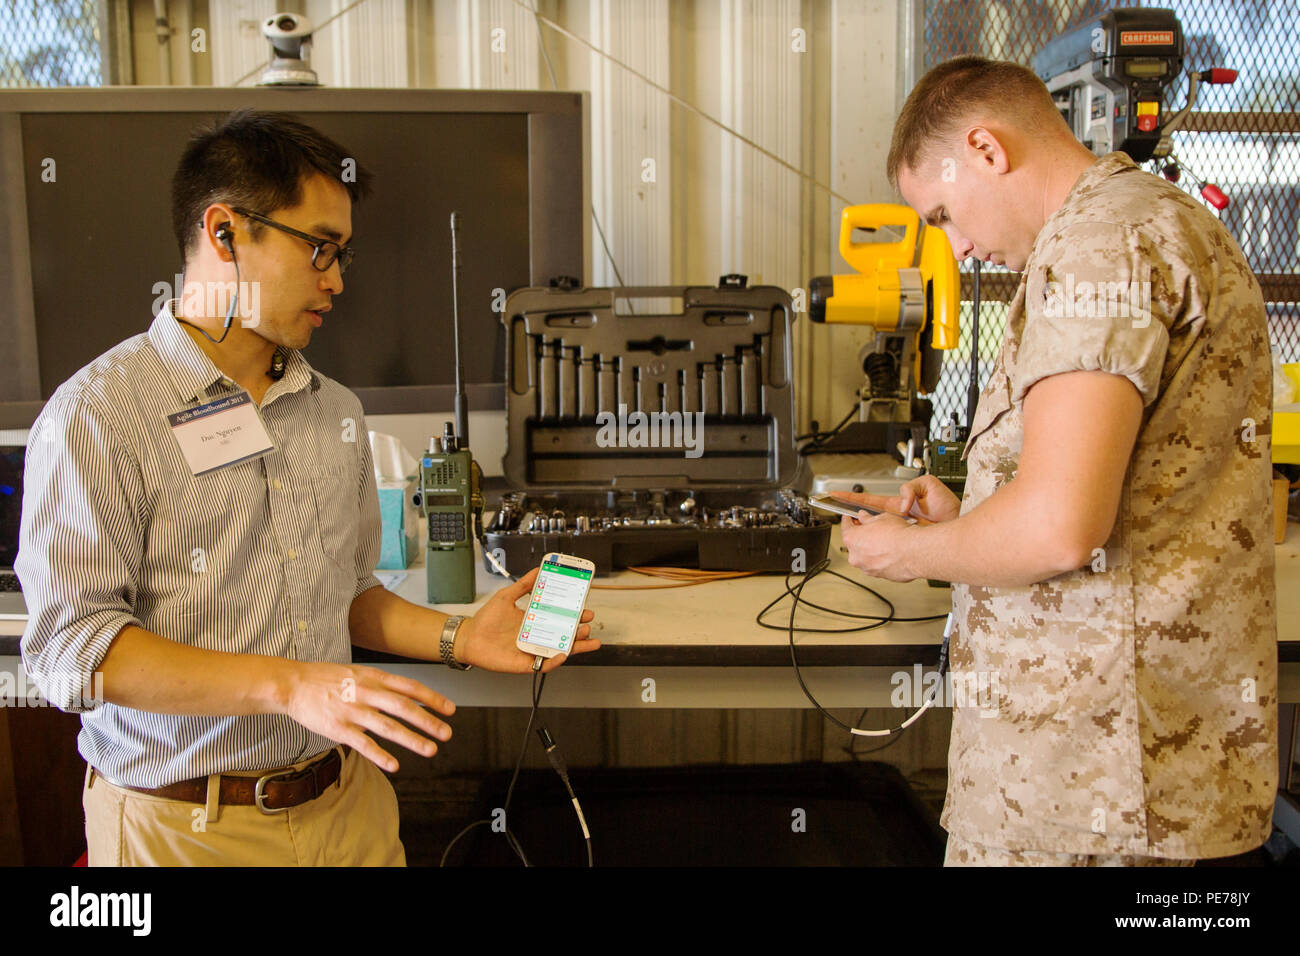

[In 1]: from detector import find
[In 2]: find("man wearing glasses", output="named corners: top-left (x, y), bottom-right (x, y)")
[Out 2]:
top-left (17, 109), bottom-right (598, 866)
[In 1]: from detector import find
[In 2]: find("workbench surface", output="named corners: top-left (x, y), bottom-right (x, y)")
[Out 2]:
top-left (4, 520), bottom-right (1297, 708)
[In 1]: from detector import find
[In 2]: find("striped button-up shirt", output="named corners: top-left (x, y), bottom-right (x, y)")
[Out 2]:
top-left (17, 305), bottom-right (383, 788)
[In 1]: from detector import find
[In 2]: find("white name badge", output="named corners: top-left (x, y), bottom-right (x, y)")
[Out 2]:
top-left (167, 391), bottom-right (275, 476)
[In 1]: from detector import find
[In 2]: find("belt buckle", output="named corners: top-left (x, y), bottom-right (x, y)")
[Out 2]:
top-left (254, 766), bottom-right (300, 815)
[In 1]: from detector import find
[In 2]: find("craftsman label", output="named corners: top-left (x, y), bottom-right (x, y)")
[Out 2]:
top-left (1120, 30), bottom-right (1174, 45)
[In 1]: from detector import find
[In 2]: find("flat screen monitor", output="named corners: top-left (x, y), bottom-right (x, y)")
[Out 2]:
top-left (0, 88), bottom-right (590, 426)
top-left (0, 446), bottom-right (23, 569)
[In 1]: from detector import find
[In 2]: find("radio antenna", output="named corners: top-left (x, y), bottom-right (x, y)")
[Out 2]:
top-left (450, 211), bottom-right (468, 448)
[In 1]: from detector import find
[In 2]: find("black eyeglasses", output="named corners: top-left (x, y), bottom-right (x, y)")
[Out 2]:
top-left (231, 207), bottom-right (355, 275)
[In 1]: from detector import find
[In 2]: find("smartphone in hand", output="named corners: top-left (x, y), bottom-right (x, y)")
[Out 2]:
top-left (809, 493), bottom-right (918, 524)
top-left (516, 553), bottom-right (596, 659)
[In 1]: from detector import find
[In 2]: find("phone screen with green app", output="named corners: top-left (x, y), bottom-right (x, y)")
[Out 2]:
top-left (516, 553), bottom-right (595, 657)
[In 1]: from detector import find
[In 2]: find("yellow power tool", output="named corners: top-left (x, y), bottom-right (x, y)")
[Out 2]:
top-left (807, 203), bottom-right (960, 458)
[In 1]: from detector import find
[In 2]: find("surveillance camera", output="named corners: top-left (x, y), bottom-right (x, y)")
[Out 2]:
top-left (262, 12), bottom-right (313, 55)
top-left (257, 12), bottom-right (320, 87)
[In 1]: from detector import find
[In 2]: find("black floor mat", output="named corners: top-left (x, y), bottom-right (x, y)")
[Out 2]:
top-left (439, 761), bottom-right (945, 866)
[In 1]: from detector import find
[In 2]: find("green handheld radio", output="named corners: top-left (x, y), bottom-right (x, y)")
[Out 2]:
top-left (415, 211), bottom-right (483, 605)
top-left (417, 422), bottom-right (481, 604)
top-left (927, 425), bottom-right (967, 495)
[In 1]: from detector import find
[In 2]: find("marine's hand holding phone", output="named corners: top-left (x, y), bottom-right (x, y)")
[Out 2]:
top-left (828, 475), bottom-right (958, 525)
top-left (823, 479), bottom-right (954, 583)
top-left (810, 492), bottom-right (923, 525)
top-left (459, 558), bottom-right (599, 674)
top-left (834, 485), bottom-right (937, 583)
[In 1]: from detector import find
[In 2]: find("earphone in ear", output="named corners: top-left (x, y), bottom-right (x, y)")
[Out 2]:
top-left (210, 224), bottom-right (239, 341)
top-left (176, 220), bottom-right (240, 346)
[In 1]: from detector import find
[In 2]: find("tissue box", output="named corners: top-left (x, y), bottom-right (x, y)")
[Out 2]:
top-left (377, 478), bottom-right (417, 569)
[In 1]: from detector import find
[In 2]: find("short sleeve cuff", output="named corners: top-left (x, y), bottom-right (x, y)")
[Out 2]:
top-left (1013, 223), bottom-right (1174, 407)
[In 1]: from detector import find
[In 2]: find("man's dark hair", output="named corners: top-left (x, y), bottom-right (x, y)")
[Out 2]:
top-left (171, 108), bottom-right (373, 260)
top-left (886, 56), bottom-right (1065, 188)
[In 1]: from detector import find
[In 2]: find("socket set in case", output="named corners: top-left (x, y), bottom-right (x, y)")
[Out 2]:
top-left (482, 276), bottom-right (830, 576)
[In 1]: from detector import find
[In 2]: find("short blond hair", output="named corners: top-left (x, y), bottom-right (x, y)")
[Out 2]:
top-left (887, 56), bottom-right (1065, 187)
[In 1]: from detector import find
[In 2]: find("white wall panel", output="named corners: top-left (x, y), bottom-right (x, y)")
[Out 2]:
top-left (716, 0), bottom-right (802, 289)
top-left (209, 0), bottom-right (280, 86)
top-left (583, 0), bottom-right (671, 286)
top-left (306, 0), bottom-right (408, 87)
top-left (456, 0), bottom-right (540, 88)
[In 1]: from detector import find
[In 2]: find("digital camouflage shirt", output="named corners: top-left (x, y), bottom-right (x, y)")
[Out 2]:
top-left (946, 152), bottom-right (1277, 858)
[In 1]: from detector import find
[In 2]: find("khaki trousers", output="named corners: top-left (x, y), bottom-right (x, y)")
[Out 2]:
top-left (944, 833), bottom-right (1194, 867)
top-left (83, 747), bottom-right (405, 866)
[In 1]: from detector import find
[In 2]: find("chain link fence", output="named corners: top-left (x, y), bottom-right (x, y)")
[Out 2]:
top-left (924, 0), bottom-right (1300, 426)
top-left (0, 0), bottom-right (104, 88)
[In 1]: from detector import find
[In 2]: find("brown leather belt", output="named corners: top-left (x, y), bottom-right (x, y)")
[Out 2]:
top-left (119, 745), bottom-right (351, 814)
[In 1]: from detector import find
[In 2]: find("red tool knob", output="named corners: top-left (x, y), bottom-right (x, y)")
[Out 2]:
top-left (1201, 183), bottom-right (1229, 210)
top-left (1161, 163), bottom-right (1180, 183)
top-left (1204, 68), bottom-right (1238, 84)
top-left (1137, 114), bottom-right (1159, 132)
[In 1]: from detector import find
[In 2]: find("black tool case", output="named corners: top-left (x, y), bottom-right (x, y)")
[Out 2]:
top-left (482, 276), bottom-right (831, 576)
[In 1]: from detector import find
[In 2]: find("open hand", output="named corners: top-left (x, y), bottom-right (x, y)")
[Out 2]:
top-left (284, 661), bottom-right (454, 773)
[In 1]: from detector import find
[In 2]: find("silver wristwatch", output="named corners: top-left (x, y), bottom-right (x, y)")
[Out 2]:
top-left (439, 615), bottom-right (471, 670)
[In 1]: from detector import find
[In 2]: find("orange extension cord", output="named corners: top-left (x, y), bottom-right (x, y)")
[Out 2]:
top-left (590, 566), bottom-right (759, 590)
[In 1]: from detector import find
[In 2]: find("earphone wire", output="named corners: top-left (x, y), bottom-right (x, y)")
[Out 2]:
top-left (174, 229), bottom-right (239, 345)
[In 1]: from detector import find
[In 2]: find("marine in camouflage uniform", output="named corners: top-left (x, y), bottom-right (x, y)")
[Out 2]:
top-left (944, 152), bottom-right (1277, 863)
